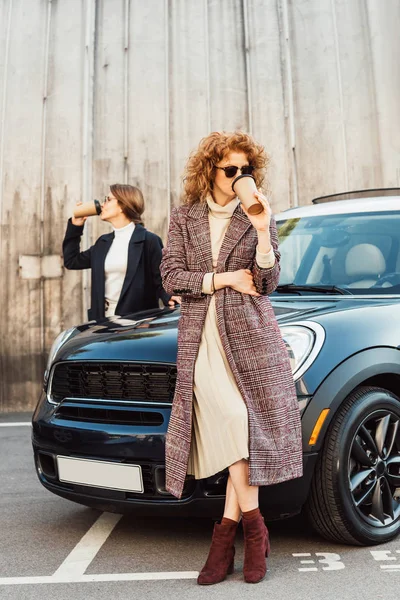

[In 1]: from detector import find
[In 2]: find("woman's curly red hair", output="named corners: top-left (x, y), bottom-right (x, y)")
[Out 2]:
top-left (182, 131), bottom-right (269, 205)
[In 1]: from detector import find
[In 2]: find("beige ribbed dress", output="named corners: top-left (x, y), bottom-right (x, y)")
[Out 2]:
top-left (187, 196), bottom-right (275, 479)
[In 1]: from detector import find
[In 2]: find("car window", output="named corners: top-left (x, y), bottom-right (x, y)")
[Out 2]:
top-left (276, 211), bottom-right (400, 293)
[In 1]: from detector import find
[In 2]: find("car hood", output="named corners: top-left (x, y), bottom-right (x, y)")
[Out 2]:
top-left (54, 296), bottom-right (400, 363)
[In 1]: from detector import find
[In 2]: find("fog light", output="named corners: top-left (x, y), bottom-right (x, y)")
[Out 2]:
top-left (38, 452), bottom-right (57, 479)
top-left (154, 466), bottom-right (171, 495)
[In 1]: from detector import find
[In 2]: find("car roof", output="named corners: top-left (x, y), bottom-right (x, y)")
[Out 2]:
top-left (275, 196), bottom-right (400, 220)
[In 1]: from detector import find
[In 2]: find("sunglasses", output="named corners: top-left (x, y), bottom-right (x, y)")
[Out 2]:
top-left (215, 165), bottom-right (255, 178)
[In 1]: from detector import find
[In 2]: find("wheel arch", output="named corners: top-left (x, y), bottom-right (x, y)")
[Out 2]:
top-left (302, 347), bottom-right (400, 452)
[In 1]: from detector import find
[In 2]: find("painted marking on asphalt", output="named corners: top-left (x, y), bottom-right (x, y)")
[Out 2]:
top-left (0, 422), bottom-right (31, 427)
top-left (371, 550), bottom-right (400, 571)
top-left (293, 552), bottom-right (318, 572)
top-left (300, 560), bottom-right (316, 564)
top-left (53, 512), bottom-right (122, 579)
top-left (293, 552), bottom-right (345, 572)
top-left (371, 550), bottom-right (397, 561)
top-left (316, 553), bottom-right (345, 571)
top-left (0, 572), bottom-right (199, 585)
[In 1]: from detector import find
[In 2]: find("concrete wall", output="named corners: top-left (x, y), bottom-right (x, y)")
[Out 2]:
top-left (0, 0), bottom-right (399, 411)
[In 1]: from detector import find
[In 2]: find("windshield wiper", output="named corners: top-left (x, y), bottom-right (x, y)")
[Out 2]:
top-left (275, 284), bottom-right (352, 295)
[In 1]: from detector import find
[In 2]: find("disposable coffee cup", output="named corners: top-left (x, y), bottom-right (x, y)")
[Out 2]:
top-left (232, 174), bottom-right (263, 216)
top-left (73, 199), bottom-right (102, 218)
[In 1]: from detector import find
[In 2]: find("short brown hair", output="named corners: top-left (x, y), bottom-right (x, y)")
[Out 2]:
top-left (110, 184), bottom-right (145, 224)
top-left (183, 131), bottom-right (269, 205)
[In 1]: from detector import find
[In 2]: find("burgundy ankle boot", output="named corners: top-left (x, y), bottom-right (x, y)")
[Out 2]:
top-left (197, 520), bottom-right (238, 585)
top-left (242, 512), bottom-right (270, 583)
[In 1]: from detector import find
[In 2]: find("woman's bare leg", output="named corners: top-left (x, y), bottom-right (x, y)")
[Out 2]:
top-left (228, 459), bottom-right (268, 583)
top-left (222, 474), bottom-right (241, 521)
top-left (228, 459), bottom-right (259, 512)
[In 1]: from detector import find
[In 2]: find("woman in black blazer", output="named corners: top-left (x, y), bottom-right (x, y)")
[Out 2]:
top-left (63, 184), bottom-right (179, 321)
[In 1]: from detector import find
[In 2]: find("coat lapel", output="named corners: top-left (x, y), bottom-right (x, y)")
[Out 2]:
top-left (187, 202), bottom-right (213, 271)
top-left (117, 224), bottom-right (146, 304)
top-left (217, 204), bottom-right (252, 271)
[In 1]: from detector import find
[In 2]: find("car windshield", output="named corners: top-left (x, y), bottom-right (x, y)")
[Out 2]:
top-left (274, 210), bottom-right (400, 294)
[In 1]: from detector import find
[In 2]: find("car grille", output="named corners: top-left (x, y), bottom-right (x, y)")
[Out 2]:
top-left (54, 404), bottom-right (164, 426)
top-left (50, 362), bottom-right (176, 404)
top-left (140, 464), bottom-right (155, 495)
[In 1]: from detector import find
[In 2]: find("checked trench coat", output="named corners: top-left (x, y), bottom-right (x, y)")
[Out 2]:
top-left (160, 201), bottom-right (303, 498)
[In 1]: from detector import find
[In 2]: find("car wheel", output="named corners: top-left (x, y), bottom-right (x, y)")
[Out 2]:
top-left (306, 386), bottom-right (400, 545)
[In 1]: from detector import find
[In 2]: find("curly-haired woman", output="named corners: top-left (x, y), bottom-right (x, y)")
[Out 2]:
top-left (160, 131), bottom-right (302, 585)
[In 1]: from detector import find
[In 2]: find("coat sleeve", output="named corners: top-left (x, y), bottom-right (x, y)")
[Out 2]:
top-left (62, 218), bottom-right (93, 270)
top-left (252, 216), bottom-right (281, 295)
top-left (160, 207), bottom-right (206, 299)
top-left (148, 234), bottom-right (171, 306)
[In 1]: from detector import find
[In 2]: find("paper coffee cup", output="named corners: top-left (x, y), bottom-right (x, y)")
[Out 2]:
top-left (73, 199), bottom-right (102, 218)
top-left (231, 175), bottom-right (263, 215)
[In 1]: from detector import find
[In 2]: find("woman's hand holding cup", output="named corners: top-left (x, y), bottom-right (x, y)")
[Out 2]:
top-left (240, 189), bottom-right (273, 254)
top-left (240, 189), bottom-right (272, 232)
top-left (72, 202), bottom-right (87, 226)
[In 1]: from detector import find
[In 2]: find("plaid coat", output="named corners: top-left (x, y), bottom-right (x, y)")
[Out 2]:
top-left (160, 201), bottom-right (303, 498)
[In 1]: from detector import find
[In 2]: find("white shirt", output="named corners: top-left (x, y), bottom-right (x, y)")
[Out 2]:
top-left (104, 221), bottom-right (135, 303)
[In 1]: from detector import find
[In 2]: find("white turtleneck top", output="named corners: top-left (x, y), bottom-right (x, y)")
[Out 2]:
top-left (104, 221), bottom-right (135, 303)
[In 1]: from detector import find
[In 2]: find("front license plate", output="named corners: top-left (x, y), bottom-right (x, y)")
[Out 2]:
top-left (56, 456), bottom-right (144, 493)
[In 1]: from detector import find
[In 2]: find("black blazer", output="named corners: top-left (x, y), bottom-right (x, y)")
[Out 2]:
top-left (63, 219), bottom-right (170, 321)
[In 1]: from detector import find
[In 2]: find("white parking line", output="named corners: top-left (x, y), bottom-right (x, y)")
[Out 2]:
top-left (0, 422), bottom-right (31, 427)
top-left (0, 511), bottom-right (199, 586)
top-left (54, 512), bottom-right (122, 578)
top-left (0, 572), bottom-right (199, 585)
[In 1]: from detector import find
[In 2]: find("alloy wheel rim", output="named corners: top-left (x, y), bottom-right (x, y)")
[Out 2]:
top-left (348, 409), bottom-right (400, 527)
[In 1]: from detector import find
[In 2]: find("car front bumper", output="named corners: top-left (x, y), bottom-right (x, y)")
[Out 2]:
top-left (32, 392), bottom-right (317, 519)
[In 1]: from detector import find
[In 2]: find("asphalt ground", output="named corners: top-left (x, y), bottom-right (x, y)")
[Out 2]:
top-left (1, 413), bottom-right (400, 600)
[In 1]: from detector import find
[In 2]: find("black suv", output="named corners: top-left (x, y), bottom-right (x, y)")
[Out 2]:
top-left (32, 190), bottom-right (400, 546)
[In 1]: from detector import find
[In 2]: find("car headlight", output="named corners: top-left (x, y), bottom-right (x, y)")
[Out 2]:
top-left (279, 322), bottom-right (325, 380)
top-left (44, 327), bottom-right (77, 387)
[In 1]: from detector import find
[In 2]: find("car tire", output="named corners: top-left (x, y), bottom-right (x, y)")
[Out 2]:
top-left (306, 386), bottom-right (400, 545)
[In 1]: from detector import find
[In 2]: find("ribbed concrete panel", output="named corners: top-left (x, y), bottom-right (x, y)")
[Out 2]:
top-left (127, 0), bottom-right (170, 237)
top-left (0, 1), bottom-right (11, 162)
top-left (367, 0), bottom-right (400, 187)
top-left (246, 0), bottom-right (292, 213)
top-left (92, 0), bottom-right (126, 246)
top-left (42, 0), bottom-right (92, 347)
top-left (0, 0), bottom-right (48, 410)
top-left (208, 0), bottom-right (248, 131)
top-left (333, 0), bottom-right (382, 190)
top-left (169, 0), bottom-right (209, 207)
top-left (0, 0), bottom-right (12, 409)
top-left (289, 0), bottom-right (347, 204)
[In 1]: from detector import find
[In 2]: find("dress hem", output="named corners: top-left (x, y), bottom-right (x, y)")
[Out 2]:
top-left (187, 454), bottom-right (249, 481)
